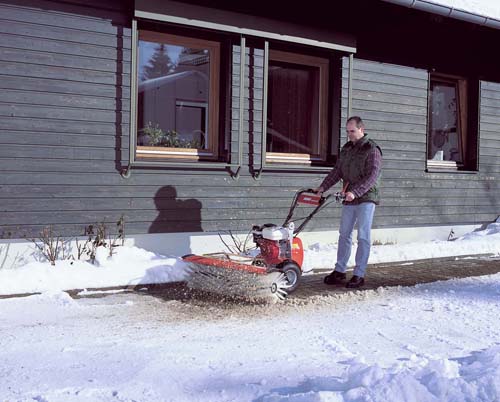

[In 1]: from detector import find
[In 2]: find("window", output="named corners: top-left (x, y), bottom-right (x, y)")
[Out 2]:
top-left (266, 49), bottom-right (329, 164)
top-left (427, 73), bottom-right (478, 171)
top-left (136, 30), bottom-right (220, 160)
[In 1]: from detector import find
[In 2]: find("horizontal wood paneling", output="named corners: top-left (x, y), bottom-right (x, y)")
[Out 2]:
top-left (0, 117), bottom-right (128, 135)
top-left (0, 103), bottom-right (130, 123)
top-left (0, 0), bottom-right (131, 199)
top-left (0, 74), bottom-right (131, 99)
top-left (0, 18), bottom-right (130, 48)
top-left (0, 60), bottom-right (128, 85)
top-left (481, 81), bottom-right (500, 174)
top-left (0, 88), bottom-right (130, 111)
top-left (0, 2), bottom-right (131, 35)
top-left (1, 2), bottom-right (499, 240)
top-left (0, 29), bottom-right (131, 61)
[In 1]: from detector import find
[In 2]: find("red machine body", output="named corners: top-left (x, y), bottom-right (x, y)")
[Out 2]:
top-left (291, 237), bottom-right (304, 267)
top-left (258, 237), bottom-right (304, 267)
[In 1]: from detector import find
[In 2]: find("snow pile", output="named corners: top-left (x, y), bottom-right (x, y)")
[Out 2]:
top-left (0, 245), bottom-right (190, 295)
top-left (262, 348), bottom-right (500, 401)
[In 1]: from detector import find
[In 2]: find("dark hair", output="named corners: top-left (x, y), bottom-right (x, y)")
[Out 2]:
top-left (347, 116), bottom-right (365, 129)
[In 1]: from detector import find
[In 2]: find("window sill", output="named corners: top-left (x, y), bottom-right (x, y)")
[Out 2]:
top-left (426, 160), bottom-right (478, 174)
top-left (265, 152), bottom-right (325, 165)
top-left (425, 169), bottom-right (478, 174)
top-left (136, 146), bottom-right (217, 161)
top-left (426, 160), bottom-right (460, 171)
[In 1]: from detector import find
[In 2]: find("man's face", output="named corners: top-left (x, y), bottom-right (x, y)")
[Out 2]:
top-left (346, 121), bottom-right (364, 143)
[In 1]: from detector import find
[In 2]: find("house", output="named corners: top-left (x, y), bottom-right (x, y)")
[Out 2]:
top-left (1, 0), bottom-right (499, 265)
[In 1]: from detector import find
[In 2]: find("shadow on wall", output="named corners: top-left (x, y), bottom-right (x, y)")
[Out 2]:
top-left (149, 186), bottom-right (203, 234)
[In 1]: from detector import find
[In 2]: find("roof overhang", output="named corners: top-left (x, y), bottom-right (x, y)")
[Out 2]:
top-left (381, 0), bottom-right (500, 29)
top-left (134, 0), bottom-right (356, 53)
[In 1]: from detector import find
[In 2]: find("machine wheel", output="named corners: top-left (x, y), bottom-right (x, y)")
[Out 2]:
top-left (280, 261), bottom-right (301, 293)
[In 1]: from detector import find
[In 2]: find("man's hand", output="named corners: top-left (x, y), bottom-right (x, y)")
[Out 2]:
top-left (312, 186), bottom-right (324, 195)
top-left (344, 191), bottom-right (356, 202)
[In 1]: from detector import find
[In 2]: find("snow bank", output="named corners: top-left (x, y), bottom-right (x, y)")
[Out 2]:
top-left (0, 246), bottom-right (190, 295)
top-left (261, 346), bottom-right (500, 401)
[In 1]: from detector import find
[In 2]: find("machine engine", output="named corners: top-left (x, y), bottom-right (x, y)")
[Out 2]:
top-left (252, 222), bottom-right (303, 267)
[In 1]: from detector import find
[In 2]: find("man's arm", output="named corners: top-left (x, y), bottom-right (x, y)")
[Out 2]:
top-left (316, 163), bottom-right (342, 193)
top-left (349, 147), bottom-right (382, 198)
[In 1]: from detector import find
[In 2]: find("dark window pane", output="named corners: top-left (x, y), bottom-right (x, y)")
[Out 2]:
top-left (137, 39), bottom-right (210, 149)
top-left (175, 102), bottom-right (207, 148)
top-left (267, 61), bottom-right (320, 154)
top-left (429, 80), bottom-right (463, 163)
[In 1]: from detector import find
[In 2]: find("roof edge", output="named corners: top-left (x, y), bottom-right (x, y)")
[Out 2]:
top-left (381, 0), bottom-right (500, 30)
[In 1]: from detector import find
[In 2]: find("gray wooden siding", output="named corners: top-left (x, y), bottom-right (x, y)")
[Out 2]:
top-left (0, 0), bottom-right (133, 237)
top-left (480, 81), bottom-right (500, 174)
top-left (0, 1), bottom-right (333, 238)
top-left (342, 58), bottom-right (500, 228)
top-left (1, 0), bottom-right (499, 240)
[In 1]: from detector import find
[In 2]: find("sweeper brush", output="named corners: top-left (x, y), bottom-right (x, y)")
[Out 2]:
top-left (184, 255), bottom-right (291, 301)
top-left (183, 189), bottom-right (344, 301)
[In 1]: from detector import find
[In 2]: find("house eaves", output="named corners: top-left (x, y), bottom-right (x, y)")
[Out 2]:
top-left (381, 0), bottom-right (500, 29)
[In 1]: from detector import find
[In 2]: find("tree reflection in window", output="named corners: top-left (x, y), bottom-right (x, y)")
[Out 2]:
top-left (136, 31), bottom-right (219, 159)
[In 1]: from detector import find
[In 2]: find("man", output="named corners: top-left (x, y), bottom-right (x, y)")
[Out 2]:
top-left (314, 116), bottom-right (382, 288)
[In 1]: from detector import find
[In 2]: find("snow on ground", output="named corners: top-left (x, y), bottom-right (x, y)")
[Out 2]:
top-left (0, 220), bottom-right (500, 401)
top-left (1, 272), bottom-right (499, 401)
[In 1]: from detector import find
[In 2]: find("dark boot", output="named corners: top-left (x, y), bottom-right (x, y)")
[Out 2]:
top-left (324, 270), bottom-right (347, 285)
top-left (346, 275), bottom-right (365, 288)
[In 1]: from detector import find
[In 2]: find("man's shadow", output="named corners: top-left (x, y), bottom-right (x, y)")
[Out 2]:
top-left (149, 186), bottom-right (202, 233)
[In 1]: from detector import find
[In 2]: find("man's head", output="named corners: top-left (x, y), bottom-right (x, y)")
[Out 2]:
top-left (346, 116), bottom-right (365, 143)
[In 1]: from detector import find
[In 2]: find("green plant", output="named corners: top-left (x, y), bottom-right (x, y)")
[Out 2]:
top-left (142, 122), bottom-right (165, 146)
top-left (142, 122), bottom-right (202, 148)
top-left (162, 129), bottom-right (182, 147)
top-left (162, 129), bottom-right (202, 148)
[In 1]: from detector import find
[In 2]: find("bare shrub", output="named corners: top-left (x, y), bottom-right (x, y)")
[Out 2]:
top-left (78, 215), bottom-right (126, 263)
top-left (218, 230), bottom-right (254, 255)
top-left (108, 215), bottom-right (125, 257)
top-left (29, 226), bottom-right (67, 266)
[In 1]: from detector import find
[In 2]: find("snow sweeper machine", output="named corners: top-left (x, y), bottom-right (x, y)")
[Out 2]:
top-left (182, 189), bottom-right (344, 301)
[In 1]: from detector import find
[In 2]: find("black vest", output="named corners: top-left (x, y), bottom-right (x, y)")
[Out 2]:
top-left (339, 134), bottom-right (382, 205)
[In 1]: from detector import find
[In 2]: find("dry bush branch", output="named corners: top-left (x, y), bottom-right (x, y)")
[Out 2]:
top-left (28, 226), bottom-right (66, 266)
